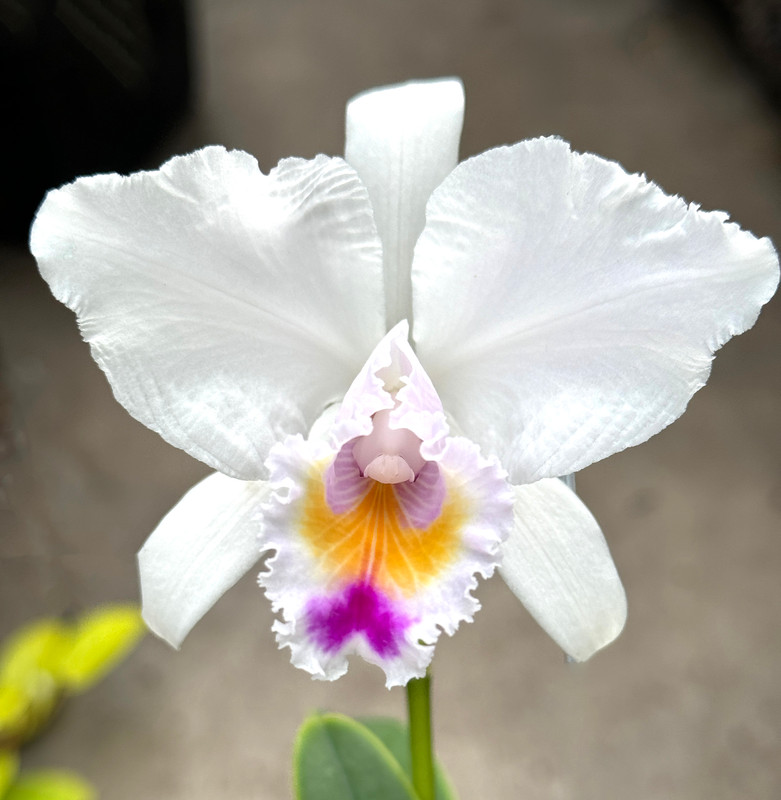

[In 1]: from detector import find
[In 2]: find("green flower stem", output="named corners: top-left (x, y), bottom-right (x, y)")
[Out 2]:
top-left (406, 668), bottom-right (435, 800)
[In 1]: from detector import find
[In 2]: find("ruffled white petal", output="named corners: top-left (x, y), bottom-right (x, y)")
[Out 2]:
top-left (31, 147), bottom-right (385, 479)
top-left (345, 78), bottom-right (464, 329)
top-left (413, 137), bottom-right (779, 483)
top-left (500, 478), bottom-right (626, 661)
top-left (138, 472), bottom-right (269, 647)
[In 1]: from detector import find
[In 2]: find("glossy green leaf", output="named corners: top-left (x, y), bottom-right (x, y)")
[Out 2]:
top-left (294, 712), bottom-right (418, 800)
top-left (4, 770), bottom-right (95, 800)
top-left (359, 717), bottom-right (458, 800)
top-left (0, 749), bottom-right (20, 795)
top-left (57, 605), bottom-right (146, 692)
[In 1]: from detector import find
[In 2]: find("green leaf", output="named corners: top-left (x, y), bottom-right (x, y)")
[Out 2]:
top-left (0, 750), bottom-right (20, 795)
top-left (294, 712), bottom-right (418, 800)
top-left (56, 605), bottom-right (146, 692)
top-left (4, 770), bottom-right (95, 800)
top-left (359, 717), bottom-right (458, 800)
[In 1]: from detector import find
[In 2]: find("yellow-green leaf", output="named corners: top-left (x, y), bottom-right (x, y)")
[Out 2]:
top-left (4, 770), bottom-right (95, 800)
top-left (0, 621), bottom-right (70, 686)
top-left (0, 621), bottom-right (66, 748)
top-left (56, 605), bottom-right (146, 692)
top-left (0, 749), bottom-right (20, 795)
top-left (0, 685), bottom-right (29, 731)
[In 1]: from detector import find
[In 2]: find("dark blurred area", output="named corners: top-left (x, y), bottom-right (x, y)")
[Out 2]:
top-left (0, 0), bottom-right (191, 243)
top-left (0, 0), bottom-right (779, 245)
top-left (717, 0), bottom-right (781, 95)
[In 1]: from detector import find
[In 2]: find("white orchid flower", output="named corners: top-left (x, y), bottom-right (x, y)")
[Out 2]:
top-left (30, 79), bottom-right (778, 688)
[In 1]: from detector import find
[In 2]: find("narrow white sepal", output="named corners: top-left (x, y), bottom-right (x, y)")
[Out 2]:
top-left (138, 472), bottom-right (270, 647)
top-left (345, 78), bottom-right (464, 329)
top-left (500, 478), bottom-right (627, 661)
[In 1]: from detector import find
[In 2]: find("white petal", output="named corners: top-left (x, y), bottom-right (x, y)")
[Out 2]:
top-left (413, 138), bottom-right (779, 483)
top-left (500, 478), bottom-right (626, 661)
top-left (31, 147), bottom-right (384, 479)
top-left (138, 472), bottom-right (270, 647)
top-left (345, 78), bottom-right (464, 329)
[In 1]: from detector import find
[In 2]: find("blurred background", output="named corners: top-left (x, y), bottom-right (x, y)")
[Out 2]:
top-left (1, 0), bottom-right (780, 797)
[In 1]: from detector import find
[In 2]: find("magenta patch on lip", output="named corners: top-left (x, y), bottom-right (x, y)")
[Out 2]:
top-left (306, 582), bottom-right (408, 657)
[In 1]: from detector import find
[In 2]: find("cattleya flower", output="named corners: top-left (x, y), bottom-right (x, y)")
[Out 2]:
top-left (30, 79), bottom-right (778, 688)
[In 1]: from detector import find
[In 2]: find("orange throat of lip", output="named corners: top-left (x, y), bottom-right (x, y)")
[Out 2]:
top-left (298, 466), bottom-right (469, 598)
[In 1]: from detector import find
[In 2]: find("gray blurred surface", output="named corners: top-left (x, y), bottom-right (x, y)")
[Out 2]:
top-left (1, 0), bottom-right (780, 797)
